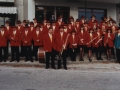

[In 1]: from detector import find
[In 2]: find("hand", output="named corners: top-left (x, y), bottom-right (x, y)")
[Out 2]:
top-left (25, 41), bottom-right (27, 44)
top-left (11, 37), bottom-right (14, 40)
top-left (37, 40), bottom-right (39, 42)
top-left (72, 43), bottom-right (77, 46)
top-left (86, 43), bottom-right (88, 45)
top-left (46, 50), bottom-right (48, 52)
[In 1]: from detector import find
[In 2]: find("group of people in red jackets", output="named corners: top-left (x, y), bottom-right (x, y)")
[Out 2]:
top-left (0, 15), bottom-right (119, 70)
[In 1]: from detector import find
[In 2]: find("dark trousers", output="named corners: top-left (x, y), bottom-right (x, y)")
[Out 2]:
top-left (0, 47), bottom-right (7, 61)
top-left (57, 50), bottom-right (67, 68)
top-left (95, 45), bottom-right (102, 59)
top-left (6, 40), bottom-right (9, 56)
top-left (70, 48), bottom-right (77, 61)
top-left (33, 46), bottom-right (40, 60)
top-left (116, 49), bottom-right (120, 62)
top-left (45, 49), bottom-right (56, 68)
top-left (11, 46), bottom-right (19, 61)
top-left (23, 46), bottom-right (33, 61)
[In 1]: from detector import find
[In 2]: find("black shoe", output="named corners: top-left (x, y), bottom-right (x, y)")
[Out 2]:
top-left (89, 59), bottom-right (92, 62)
top-left (35, 58), bottom-right (38, 61)
top-left (64, 67), bottom-right (67, 70)
top-left (10, 60), bottom-right (14, 62)
top-left (17, 60), bottom-right (19, 62)
top-left (4, 60), bottom-right (6, 62)
top-left (0, 60), bottom-right (2, 62)
top-left (45, 67), bottom-right (49, 69)
top-left (97, 58), bottom-right (100, 60)
top-left (25, 60), bottom-right (28, 62)
top-left (99, 58), bottom-right (103, 60)
top-left (57, 67), bottom-right (61, 69)
top-left (52, 67), bottom-right (56, 69)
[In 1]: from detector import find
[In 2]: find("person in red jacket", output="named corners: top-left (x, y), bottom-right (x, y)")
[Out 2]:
top-left (68, 30), bottom-right (79, 61)
top-left (5, 21), bottom-right (12, 58)
top-left (86, 28), bottom-right (95, 62)
top-left (21, 25), bottom-right (33, 62)
top-left (33, 26), bottom-right (43, 61)
top-left (55, 26), bottom-right (69, 70)
top-left (0, 25), bottom-right (8, 62)
top-left (78, 26), bottom-right (88, 61)
top-left (17, 20), bottom-right (25, 57)
top-left (94, 27), bottom-right (103, 60)
top-left (104, 29), bottom-right (115, 60)
top-left (43, 27), bottom-right (56, 69)
top-left (9, 26), bottom-right (20, 62)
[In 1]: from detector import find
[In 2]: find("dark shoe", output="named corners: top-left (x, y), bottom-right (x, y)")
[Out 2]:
top-left (17, 60), bottom-right (19, 62)
top-left (35, 58), bottom-right (38, 61)
top-left (4, 60), bottom-right (6, 62)
top-left (97, 58), bottom-right (100, 60)
top-left (57, 67), bottom-right (61, 69)
top-left (52, 67), bottom-right (56, 69)
top-left (30, 60), bottom-right (33, 62)
top-left (0, 60), bottom-right (2, 62)
top-left (64, 67), bottom-right (67, 70)
top-left (89, 59), bottom-right (92, 62)
top-left (99, 58), bottom-right (103, 60)
top-left (45, 67), bottom-right (49, 69)
top-left (10, 60), bottom-right (14, 62)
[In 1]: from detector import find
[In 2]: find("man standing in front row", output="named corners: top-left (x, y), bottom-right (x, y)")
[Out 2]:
top-left (43, 27), bottom-right (56, 69)
top-left (0, 26), bottom-right (8, 62)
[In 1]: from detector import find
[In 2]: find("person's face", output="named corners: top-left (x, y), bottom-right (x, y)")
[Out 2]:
top-left (97, 28), bottom-right (100, 32)
top-left (49, 29), bottom-right (53, 34)
top-left (72, 32), bottom-right (75, 35)
top-left (1, 28), bottom-right (5, 31)
top-left (36, 27), bottom-right (40, 31)
top-left (18, 23), bottom-right (21, 26)
top-left (118, 30), bottom-right (120, 33)
top-left (30, 24), bottom-right (34, 27)
top-left (52, 15), bottom-right (54, 17)
top-left (108, 30), bottom-right (111, 33)
top-left (34, 20), bottom-right (37, 23)
top-left (92, 17), bottom-right (95, 20)
top-left (90, 30), bottom-right (93, 33)
top-left (60, 28), bottom-right (64, 32)
top-left (80, 27), bottom-right (84, 31)
top-left (5, 23), bottom-right (9, 26)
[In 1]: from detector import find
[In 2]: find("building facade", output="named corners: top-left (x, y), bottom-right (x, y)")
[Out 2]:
top-left (0, 0), bottom-right (120, 25)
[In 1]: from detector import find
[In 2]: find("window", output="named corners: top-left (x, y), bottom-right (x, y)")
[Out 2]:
top-left (78, 8), bottom-right (107, 23)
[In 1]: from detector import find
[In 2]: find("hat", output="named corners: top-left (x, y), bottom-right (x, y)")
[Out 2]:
top-left (33, 18), bottom-right (37, 20)
top-left (25, 24), bottom-right (29, 28)
top-left (17, 20), bottom-right (21, 24)
top-left (30, 22), bottom-right (34, 25)
top-left (91, 15), bottom-right (96, 18)
top-left (76, 19), bottom-right (80, 22)
top-left (81, 15), bottom-right (85, 19)
top-left (52, 21), bottom-right (56, 24)
top-left (89, 28), bottom-right (93, 31)
top-left (23, 20), bottom-right (27, 23)
top-left (36, 25), bottom-right (40, 28)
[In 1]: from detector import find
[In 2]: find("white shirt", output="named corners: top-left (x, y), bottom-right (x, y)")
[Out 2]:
top-left (13, 30), bottom-right (16, 35)
top-left (36, 30), bottom-right (39, 35)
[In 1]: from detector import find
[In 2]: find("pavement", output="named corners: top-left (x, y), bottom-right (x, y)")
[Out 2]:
top-left (0, 65), bottom-right (120, 90)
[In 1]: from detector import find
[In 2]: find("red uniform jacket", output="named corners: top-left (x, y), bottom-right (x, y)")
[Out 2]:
top-left (55, 32), bottom-right (68, 52)
top-left (21, 29), bottom-right (32, 46)
top-left (79, 20), bottom-right (85, 25)
top-left (9, 30), bottom-right (20, 46)
top-left (75, 25), bottom-right (80, 33)
top-left (17, 26), bottom-right (24, 34)
top-left (89, 20), bottom-right (98, 27)
top-left (110, 26), bottom-right (118, 34)
top-left (43, 33), bottom-right (56, 52)
top-left (33, 30), bottom-right (43, 46)
top-left (68, 34), bottom-right (79, 48)
top-left (104, 33), bottom-right (114, 47)
top-left (94, 31), bottom-right (103, 47)
top-left (56, 22), bottom-right (64, 28)
top-left (5, 26), bottom-right (12, 40)
top-left (87, 33), bottom-right (95, 47)
top-left (0, 30), bottom-right (8, 47)
top-left (100, 25), bottom-right (108, 32)
top-left (78, 31), bottom-right (88, 45)
top-left (52, 26), bottom-right (58, 34)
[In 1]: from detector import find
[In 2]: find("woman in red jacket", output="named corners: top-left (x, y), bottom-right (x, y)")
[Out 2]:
top-left (86, 28), bottom-right (94, 62)
top-left (78, 26), bottom-right (88, 61)
top-left (104, 29), bottom-right (114, 60)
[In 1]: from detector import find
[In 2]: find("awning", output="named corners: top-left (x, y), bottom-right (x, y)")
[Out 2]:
top-left (0, 7), bottom-right (17, 14)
